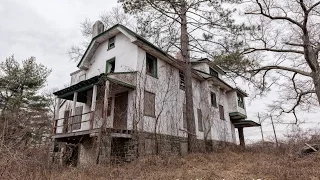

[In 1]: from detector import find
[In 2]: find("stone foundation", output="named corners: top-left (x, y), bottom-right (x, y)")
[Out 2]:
top-left (51, 132), bottom-right (236, 166)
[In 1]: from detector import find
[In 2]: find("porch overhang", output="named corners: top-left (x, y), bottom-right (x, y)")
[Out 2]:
top-left (229, 112), bottom-right (247, 120)
top-left (53, 73), bottom-right (135, 101)
top-left (232, 120), bottom-right (260, 128)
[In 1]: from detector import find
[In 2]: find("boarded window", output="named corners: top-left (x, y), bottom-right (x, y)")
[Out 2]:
top-left (197, 109), bottom-right (203, 132)
top-left (108, 36), bottom-right (115, 49)
top-left (146, 53), bottom-right (157, 77)
top-left (237, 93), bottom-right (245, 109)
top-left (179, 71), bottom-right (185, 90)
top-left (209, 68), bottom-right (218, 77)
top-left (183, 104), bottom-right (187, 129)
top-left (73, 106), bottom-right (83, 130)
top-left (219, 105), bottom-right (225, 120)
top-left (63, 110), bottom-right (70, 133)
top-left (211, 92), bottom-right (217, 107)
top-left (144, 91), bottom-right (155, 117)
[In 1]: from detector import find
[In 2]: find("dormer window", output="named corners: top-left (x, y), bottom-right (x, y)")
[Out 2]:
top-left (237, 93), bottom-right (245, 109)
top-left (209, 68), bottom-right (218, 77)
top-left (146, 53), bottom-right (157, 78)
top-left (108, 36), bottom-right (115, 50)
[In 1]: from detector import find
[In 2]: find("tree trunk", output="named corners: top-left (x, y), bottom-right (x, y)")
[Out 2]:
top-left (313, 72), bottom-right (320, 105)
top-left (180, 1), bottom-right (197, 153)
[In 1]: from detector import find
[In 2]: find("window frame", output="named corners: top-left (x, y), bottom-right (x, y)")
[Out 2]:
top-left (146, 53), bottom-right (158, 78)
top-left (219, 105), bottom-right (225, 120)
top-left (237, 93), bottom-right (245, 109)
top-left (209, 67), bottom-right (218, 77)
top-left (211, 92), bottom-right (217, 107)
top-left (106, 57), bottom-right (116, 73)
top-left (179, 71), bottom-right (185, 90)
top-left (144, 91), bottom-right (156, 117)
top-left (108, 36), bottom-right (115, 50)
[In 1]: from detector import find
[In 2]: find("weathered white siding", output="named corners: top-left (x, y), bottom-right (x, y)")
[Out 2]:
top-left (56, 30), bottom-right (245, 144)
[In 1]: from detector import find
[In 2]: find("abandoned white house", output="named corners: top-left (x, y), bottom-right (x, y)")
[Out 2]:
top-left (51, 21), bottom-right (260, 166)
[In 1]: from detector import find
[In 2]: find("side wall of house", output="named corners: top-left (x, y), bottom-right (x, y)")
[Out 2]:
top-left (134, 47), bottom-right (236, 144)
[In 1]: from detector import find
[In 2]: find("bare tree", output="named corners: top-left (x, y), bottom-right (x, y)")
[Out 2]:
top-left (122, 0), bottom-right (242, 152)
top-left (216, 0), bottom-right (320, 123)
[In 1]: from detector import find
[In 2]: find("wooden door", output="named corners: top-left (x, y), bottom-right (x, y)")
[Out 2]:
top-left (73, 106), bottom-right (83, 130)
top-left (113, 92), bottom-right (128, 130)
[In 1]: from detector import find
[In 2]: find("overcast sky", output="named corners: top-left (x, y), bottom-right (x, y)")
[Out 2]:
top-left (1, 0), bottom-right (319, 143)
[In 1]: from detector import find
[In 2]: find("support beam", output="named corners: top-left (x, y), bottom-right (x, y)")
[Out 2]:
top-left (71, 92), bottom-right (78, 131)
top-left (103, 80), bottom-right (110, 128)
top-left (55, 98), bottom-right (61, 120)
top-left (238, 127), bottom-right (245, 147)
top-left (53, 97), bottom-right (61, 134)
top-left (90, 85), bottom-right (97, 129)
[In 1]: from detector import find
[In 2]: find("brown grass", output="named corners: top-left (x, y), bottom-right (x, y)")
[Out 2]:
top-left (1, 143), bottom-right (320, 180)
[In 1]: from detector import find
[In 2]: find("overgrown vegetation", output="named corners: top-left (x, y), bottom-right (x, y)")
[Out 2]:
top-left (1, 132), bottom-right (320, 180)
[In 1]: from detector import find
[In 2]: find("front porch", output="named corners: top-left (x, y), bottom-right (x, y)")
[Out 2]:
top-left (52, 73), bottom-right (137, 141)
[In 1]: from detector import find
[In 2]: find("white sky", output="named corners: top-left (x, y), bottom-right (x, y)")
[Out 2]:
top-left (1, 0), bottom-right (319, 144)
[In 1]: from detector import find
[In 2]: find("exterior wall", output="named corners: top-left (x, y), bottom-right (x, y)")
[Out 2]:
top-left (55, 31), bottom-right (243, 145)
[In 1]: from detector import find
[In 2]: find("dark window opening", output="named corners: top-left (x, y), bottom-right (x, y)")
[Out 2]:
top-left (106, 58), bottom-right (115, 73)
top-left (108, 36), bottom-right (115, 50)
top-left (179, 71), bottom-right (185, 90)
top-left (146, 53), bottom-right (157, 77)
top-left (211, 92), bottom-right (217, 107)
top-left (210, 68), bottom-right (218, 77)
top-left (219, 105), bottom-right (225, 120)
top-left (237, 93), bottom-right (245, 109)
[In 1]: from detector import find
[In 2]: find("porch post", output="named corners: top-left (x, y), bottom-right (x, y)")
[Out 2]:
top-left (103, 80), bottom-right (110, 126)
top-left (55, 97), bottom-right (61, 120)
top-left (97, 80), bottom-right (110, 164)
top-left (90, 85), bottom-right (97, 129)
top-left (238, 127), bottom-right (245, 147)
top-left (53, 97), bottom-right (61, 134)
top-left (71, 92), bottom-right (78, 131)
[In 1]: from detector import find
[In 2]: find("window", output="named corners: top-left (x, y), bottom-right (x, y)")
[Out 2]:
top-left (219, 105), bottom-right (225, 120)
top-left (197, 109), bottom-right (203, 132)
top-left (146, 53), bottom-right (157, 77)
top-left (179, 71), bottom-right (185, 90)
top-left (108, 36), bottom-right (115, 50)
top-left (211, 92), bottom-right (217, 107)
top-left (237, 94), bottom-right (245, 109)
top-left (183, 104), bottom-right (187, 129)
top-left (209, 68), bottom-right (218, 77)
top-left (63, 110), bottom-right (70, 133)
top-left (106, 58), bottom-right (115, 73)
top-left (144, 91), bottom-right (155, 117)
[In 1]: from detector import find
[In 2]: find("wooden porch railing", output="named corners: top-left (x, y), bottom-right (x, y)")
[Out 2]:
top-left (53, 111), bottom-right (95, 134)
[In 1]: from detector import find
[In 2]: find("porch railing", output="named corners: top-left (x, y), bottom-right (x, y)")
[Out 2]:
top-left (53, 111), bottom-right (96, 134)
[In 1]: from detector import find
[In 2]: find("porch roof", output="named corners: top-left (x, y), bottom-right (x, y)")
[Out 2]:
top-left (233, 120), bottom-right (261, 128)
top-left (53, 73), bottom-right (135, 98)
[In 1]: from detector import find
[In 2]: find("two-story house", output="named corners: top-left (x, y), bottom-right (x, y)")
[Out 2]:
top-left (51, 21), bottom-right (260, 166)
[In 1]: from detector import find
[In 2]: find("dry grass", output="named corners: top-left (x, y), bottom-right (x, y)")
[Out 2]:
top-left (1, 144), bottom-right (320, 180)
